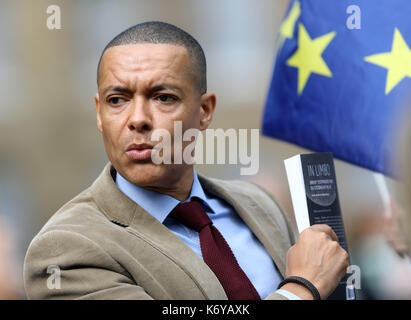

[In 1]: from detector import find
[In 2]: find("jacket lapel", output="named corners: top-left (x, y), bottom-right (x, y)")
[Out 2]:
top-left (198, 174), bottom-right (290, 277)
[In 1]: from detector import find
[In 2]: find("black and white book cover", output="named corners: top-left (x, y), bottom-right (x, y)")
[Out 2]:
top-left (284, 152), bottom-right (355, 300)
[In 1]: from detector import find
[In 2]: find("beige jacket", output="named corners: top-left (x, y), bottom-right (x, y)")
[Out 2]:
top-left (24, 163), bottom-right (297, 300)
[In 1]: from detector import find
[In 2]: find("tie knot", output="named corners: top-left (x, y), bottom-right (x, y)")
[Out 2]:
top-left (169, 200), bottom-right (211, 232)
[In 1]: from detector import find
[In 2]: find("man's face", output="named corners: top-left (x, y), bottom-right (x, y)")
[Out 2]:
top-left (95, 43), bottom-right (215, 189)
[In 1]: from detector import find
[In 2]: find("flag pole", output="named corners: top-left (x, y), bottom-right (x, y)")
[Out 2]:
top-left (373, 172), bottom-right (392, 217)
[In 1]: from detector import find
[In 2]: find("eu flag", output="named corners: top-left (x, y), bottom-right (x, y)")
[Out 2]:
top-left (262, 0), bottom-right (411, 176)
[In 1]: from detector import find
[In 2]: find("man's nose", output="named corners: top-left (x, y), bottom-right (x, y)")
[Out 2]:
top-left (127, 96), bottom-right (153, 132)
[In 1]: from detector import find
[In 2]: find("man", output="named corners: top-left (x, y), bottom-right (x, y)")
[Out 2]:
top-left (24, 21), bottom-right (348, 300)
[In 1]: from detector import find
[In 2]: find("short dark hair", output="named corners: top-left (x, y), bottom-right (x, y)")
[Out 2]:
top-left (97, 21), bottom-right (207, 94)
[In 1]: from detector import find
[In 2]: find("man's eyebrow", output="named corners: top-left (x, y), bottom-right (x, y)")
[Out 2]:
top-left (102, 86), bottom-right (132, 96)
top-left (151, 84), bottom-right (181, 93)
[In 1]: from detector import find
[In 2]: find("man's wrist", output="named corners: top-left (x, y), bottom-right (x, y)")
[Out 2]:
top-left (278, 282), bottom-right (315, 300)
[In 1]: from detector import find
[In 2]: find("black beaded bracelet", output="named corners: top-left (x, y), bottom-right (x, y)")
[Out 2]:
top-left (277, 276), bottom-right (321, 300)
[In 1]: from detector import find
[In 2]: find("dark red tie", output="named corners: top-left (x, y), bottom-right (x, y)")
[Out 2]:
top-left (169, 200), bottom-right (260, 300)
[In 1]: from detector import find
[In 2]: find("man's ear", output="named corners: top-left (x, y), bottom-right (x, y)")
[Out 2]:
top-left (94, 93), bottom-right (103, 133)
top-left (199, 92), bottom-right (216, 131)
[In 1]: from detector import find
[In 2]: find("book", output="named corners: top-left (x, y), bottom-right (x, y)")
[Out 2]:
top-left (284, 152), bottom-right (355, 300)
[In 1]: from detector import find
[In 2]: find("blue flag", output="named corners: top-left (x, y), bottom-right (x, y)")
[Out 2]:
top-left (262, 0), bottom-right (411, 176)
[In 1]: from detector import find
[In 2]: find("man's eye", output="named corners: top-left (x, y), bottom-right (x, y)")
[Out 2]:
top-left (157, 94), bottom-right (178, 103)
top-left (107, 97), bottom-right (126, 105)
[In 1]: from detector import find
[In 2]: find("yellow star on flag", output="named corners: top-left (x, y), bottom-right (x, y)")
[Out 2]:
top-left (364, 28), bottom-right (411, 95)
top-left (287, 23), bottom-right (336, 95)
top-left (280, 0), bottom-right (301, 39)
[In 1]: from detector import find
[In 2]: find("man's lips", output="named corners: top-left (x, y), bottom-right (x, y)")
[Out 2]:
top-left (125, 143), bottom-right (154, 161)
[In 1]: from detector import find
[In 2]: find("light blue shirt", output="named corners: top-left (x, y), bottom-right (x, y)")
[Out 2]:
top-left (116, 170), bottom-right (300, 300)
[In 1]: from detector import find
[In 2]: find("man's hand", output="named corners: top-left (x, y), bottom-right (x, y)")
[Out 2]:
top-left (281, 224), bottom-right (349, 300)
top-left (383, 198), bottom-right (410, 257)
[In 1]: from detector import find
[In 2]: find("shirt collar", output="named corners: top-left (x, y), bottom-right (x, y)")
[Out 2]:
top-left (115, 169), bottom-right (214, 224)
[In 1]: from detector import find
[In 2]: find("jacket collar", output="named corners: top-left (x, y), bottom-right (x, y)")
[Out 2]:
top-left (90, 163), bottom-right (137, 227)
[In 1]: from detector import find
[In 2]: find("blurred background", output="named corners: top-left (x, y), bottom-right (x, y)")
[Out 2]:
top-left (0, 0), bottom-right (409, 299)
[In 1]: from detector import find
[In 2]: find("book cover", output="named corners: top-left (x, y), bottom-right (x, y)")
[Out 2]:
top-left (284, 152), bottom-right (355, 300)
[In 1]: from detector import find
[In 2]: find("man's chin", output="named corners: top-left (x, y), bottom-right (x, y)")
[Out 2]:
top-left (119, 161), bottom-right (169, 188)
